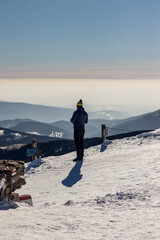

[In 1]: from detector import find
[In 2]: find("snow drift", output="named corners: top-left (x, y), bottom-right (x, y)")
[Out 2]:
top-left (0, 129), bottom-right (160, 239)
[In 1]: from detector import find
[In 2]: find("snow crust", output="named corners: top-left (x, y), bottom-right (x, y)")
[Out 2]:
top-left (1, 129), bottom-right (160, 239)
top-left (96, 111), bottom-right (114, 120)
top-left (10, 132), bottom-right (24, 140)
top-left (0, 130), bottom-right (4, 135)
top-left (49, 131), bottom-right (64, 138)
top-left (26, 131), bottom-right (64, 138)
top-left (27, 132), bottom-right (42, 135)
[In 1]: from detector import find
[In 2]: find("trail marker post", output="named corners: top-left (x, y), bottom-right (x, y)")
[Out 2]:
top-left (101, 124), bottom-right (108, 143)
top-left (32, 138), bottom-right (37, 161)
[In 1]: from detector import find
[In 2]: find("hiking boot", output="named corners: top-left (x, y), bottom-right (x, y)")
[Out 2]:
top-left (73, 157), bottom-right (83, 162)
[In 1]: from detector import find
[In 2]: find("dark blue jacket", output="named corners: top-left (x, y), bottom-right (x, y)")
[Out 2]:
top-left (70, 107), bottom-right (88, 130)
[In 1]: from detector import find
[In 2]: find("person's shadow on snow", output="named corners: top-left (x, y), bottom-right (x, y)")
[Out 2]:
top-left (62, 161), bottom-right (83, 187)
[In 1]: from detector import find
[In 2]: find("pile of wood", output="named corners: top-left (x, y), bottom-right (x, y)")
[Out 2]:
top-left (0, 160), bottom-right (26, 201)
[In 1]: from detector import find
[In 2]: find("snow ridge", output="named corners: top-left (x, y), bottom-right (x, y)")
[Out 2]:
top-left (0, 129), bottom-right (160, 240)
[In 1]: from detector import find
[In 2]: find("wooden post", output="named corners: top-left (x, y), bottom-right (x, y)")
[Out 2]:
top-left (101, 124), bottom-right (108, 143)
top-left (32, 138), bottom-right (37, 149)
top-left (32, 138), bottom-right (37, 161)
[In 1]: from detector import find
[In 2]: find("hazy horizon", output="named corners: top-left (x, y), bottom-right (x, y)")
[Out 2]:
top-left (0, 79), bottom-right (160, 115)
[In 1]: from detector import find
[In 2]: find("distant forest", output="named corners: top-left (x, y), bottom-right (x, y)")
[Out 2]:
top-left (0, 130), bottom-right (152, 162)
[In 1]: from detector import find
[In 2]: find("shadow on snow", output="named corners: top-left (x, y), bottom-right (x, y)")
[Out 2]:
top-left (0, 200), bottom-right (19, 210)
top-left (62, 161), bottom-right (83, 187)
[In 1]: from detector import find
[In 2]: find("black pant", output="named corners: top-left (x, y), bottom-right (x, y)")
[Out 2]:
top-left (74, 129), bottom-right (85, 159)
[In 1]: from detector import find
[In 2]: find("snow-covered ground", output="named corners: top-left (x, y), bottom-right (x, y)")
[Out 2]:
top-left (1, 129), bottom-right (160, 239)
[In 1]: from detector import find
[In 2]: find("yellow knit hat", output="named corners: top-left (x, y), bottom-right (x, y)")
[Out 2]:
top-left (77, 99), bottom-right (83, 107)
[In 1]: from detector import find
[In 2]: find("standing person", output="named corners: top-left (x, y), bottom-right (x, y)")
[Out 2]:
top-left (71, 99), bottom-right (88, 162)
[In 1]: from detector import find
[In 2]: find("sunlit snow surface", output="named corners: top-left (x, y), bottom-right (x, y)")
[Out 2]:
top-left (1, 129), bottom-right (160, 239)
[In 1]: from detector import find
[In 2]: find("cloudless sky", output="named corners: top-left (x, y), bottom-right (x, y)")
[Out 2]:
top-left (0, 0), bottom-right (160, 112)
top-left (0, 0), bottom-right (160, 79)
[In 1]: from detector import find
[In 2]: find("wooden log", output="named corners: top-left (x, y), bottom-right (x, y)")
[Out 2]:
top-left (9, 193), bottom-right (19, 202)
top-left (0, 160), bottom-right (26, 201)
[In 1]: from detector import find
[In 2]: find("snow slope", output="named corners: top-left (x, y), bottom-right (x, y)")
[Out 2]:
top-left (109, 109), bottom-right (160, 136)
top-left (1, 129), bottom-right (160, 239)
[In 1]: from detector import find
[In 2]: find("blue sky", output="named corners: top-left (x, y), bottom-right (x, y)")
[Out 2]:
top-left (0, 0), bottom-right (160, 79)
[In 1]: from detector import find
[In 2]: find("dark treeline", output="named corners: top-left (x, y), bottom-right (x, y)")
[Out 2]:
top-left (0, 138), bottom-right (102, 162)
top-left (106, 130), bottom-right (153, 140)
top-left (0, 130), bottom-right (152, 162)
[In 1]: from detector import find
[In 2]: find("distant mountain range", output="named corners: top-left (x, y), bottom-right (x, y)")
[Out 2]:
top-left (0, 118), bottom-right (32, 128)
top-left (0, 127), bottom-right (60, 146)
top-left (0, 101), bottom-right (73, 123)
top-left (11, 121), bottom-right (72, 139)
top-left (0, 118), bottom-right (124, 142)
top-left (88, 110), bottom-right (129, 120)
top-left (0, 100), bottom-right (159, 147)
top-left (108, 109), bottom-right (160, 136)
top-left (0, 119), bottom-right (102, 145)
top-left (0, 101), bottom-right (130, 122)
top-left (10, 120), bottom-right (100, 139)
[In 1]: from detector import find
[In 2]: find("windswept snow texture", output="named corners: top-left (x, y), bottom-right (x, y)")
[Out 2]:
top-left (1, 129), bottom-right (160, 239)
